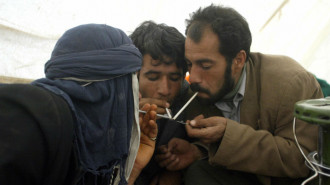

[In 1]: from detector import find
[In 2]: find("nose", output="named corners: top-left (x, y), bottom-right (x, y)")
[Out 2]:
top-left (188, 65), bottom-right (202, 84)
top-left (157, 76), bottom-right (170, 97)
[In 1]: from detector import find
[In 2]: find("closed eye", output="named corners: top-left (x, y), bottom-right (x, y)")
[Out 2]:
top-left (145, 72), bottom-right (160, 81)
top-left (169, 73), bottom-right (182, 81)
top-left (199, 60), bottom-right (213, 70)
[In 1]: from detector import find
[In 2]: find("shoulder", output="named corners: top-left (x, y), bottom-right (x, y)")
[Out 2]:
top-left (1, 84), bottom-right (67, 105)
top-left (0, 84), bottom-right (73, 125)
top-left (246, 52), bottom-right (322, 105)
top-left (248, 52), bottom-right (317, 86)
top-left (249, 52), bottom-right (305, 73)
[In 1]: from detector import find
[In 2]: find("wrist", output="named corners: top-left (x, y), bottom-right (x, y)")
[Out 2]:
top-left (192, 144), bottom-right (208, 160)
top-left (128, 164), bottom-right (142, 185)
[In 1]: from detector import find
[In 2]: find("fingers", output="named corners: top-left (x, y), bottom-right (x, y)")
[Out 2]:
top-left (155, 145), bottom-right (173, 167)
top-left (150, 103), bottom-right (158, 111)
top-left (167, 138), bottom-right (188, 152)
top-left (139, 103), bottom-right (151, 130)
top-left (155, 138), bottom-right (195, 171)
top-left (156, 152), bottom-right (181, 171)
top-left (147, 119), bottom-right (157, 139)
top-left (156, 152), bottom-right (178, 168)
top-left (147, 104), bottom-right (158, 139)
top-left (167, 139), bottom-right (178, 152)
top-left (165, 158), bottom-right (180, 171)
top-left (139, 98), bottom-right (170, 115)
top-left (140, 103), bottom-right (151, 112)
top-left (139, 103), bottom-right (158, 140)
top-left (155, 150), bottom-right (171, 163)
top-left (188, 115), bottom-right (226, 128)
top-left (140, 104), bottom-right (156, 122)
top-left (149, 104), bottom-right (157, 120)
top-left (156, 145), bottom-right (168, 154)
top-left (185, 116), bottom-right (227, 144)
top-left (155, 138), bottom-right (185, 168)
top-left (186, 125), bottom-right (214, 140)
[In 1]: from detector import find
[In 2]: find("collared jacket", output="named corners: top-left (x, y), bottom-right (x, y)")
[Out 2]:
top-left (186, 52), bottom-right (323, 185)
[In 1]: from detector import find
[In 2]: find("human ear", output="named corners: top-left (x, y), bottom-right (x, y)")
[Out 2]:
top-left (231, 50), bottom-right (246, 76)
top-left (233, 50), bottom-right (246, 67)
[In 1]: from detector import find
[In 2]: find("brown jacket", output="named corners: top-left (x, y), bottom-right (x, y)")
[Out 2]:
top-left (186, 52), bottom-right (323, 185)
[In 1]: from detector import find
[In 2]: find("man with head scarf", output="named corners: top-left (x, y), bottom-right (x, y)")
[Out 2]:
top-left (0, 24), bottom-right (158, 185)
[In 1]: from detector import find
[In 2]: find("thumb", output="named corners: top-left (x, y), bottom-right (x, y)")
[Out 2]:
top-left (189, 114), bottom-right (205, 127)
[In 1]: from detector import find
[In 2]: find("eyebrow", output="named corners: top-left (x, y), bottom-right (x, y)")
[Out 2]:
top-left (150, 59), bottom-right (175, 66)
top-left (144, 70), bottom-right (182, 77)
top-left (144, 70), bottom-right (160, 75)
top-left (185, 57), bottom-right (214, 64)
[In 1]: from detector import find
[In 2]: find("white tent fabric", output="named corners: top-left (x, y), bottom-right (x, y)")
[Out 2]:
top-left (1, 0), bottom-right (329, 82)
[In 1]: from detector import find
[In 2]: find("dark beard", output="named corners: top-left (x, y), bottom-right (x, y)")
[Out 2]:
top-left (190, 63), bottom-right (235, 105)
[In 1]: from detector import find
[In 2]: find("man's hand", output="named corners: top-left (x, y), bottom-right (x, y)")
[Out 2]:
top-left (186, 114), bottom-right (227, 144)
top-left (136, 103), bottom-right (158, 170)
top-left (155, 138), bottom-right (202, 171)
top-left (139, 94), bottom-right (170, 115)
top-left (129, 103), bottom-right (157, 185)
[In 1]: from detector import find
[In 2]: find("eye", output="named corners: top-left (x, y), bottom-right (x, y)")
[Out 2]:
top-left (145, 73), bottom-right (159, 81)
top-left (200, 62), bottom-right (212, 70)
top-left (169, 74), bottom-right (181, 82)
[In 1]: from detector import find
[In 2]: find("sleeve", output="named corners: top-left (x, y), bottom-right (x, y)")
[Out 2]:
top-left (208, 71), bottom-right (323, 178)
top-left (0, 84), bottom-right (76, 185)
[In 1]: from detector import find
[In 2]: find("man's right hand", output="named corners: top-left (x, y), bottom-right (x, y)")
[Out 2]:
top-left (139, 96), bottom-right (170, 115)
top-left (155, 138), bottom-right (203, 171)
top-left (186, 114), bottom-right (227, 144)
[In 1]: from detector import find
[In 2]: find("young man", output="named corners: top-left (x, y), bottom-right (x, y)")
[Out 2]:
top-left (130, 21), bottom-right (189, 185)
top-left (156, 4), bottom-right (323, 185)
top-left (0, 24), bottom-right (158, 185)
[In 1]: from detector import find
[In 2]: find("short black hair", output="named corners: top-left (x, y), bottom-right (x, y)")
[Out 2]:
top-left (130, 21), bottom-right (187, 75)
top-left (185, 4), bottom-right (252, 63)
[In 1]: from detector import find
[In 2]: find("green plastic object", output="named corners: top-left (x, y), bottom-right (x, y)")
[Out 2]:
top-left (294, 97), bottom-right (330, 126)
top-left (294, 97), bottom-right (330, 185)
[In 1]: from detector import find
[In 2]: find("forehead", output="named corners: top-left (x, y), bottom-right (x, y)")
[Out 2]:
top-left (185, 28), bottom-right (220, 59)
top-left (141, 54), bottom-right (181, 74)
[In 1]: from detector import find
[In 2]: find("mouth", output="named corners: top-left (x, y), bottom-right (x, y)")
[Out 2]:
top-left (195, 91), bottom-right (209, 98)
top-left (190, 84), bottom-right (210, 98)
top-left (156, 96), bottom-right (171, 103)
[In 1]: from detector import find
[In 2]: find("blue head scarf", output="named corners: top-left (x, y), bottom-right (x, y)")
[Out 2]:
top-left (32, 24), bottom-right (142, 185)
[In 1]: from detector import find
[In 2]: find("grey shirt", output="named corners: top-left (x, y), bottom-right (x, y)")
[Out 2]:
top-left (215, 69), bottom-right (246, 122)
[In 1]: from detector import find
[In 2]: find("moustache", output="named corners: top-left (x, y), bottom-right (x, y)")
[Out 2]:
top-left (190, 83), bottom-right (210, 95)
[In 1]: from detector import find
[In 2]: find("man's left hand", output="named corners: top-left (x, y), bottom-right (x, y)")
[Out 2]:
top-left (128, 103), bottom-right (157, 185)
top-left (136, 103), bottom-right (158, 170)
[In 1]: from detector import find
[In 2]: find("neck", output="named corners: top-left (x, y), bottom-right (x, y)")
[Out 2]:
top-left (222, 63), bottom-right (246, 101)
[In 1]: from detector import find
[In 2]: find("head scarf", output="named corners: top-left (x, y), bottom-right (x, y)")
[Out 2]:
top-left (32, 24), bottom-right (142, 185)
